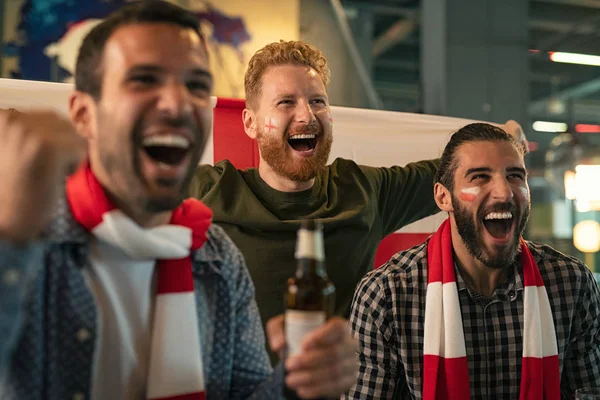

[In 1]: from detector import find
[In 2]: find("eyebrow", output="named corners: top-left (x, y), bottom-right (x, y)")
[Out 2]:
top-left (272, 93), bottom-right (295, 100)
top-left (127, 64), bottom-right (212, 79)
top-left (507, 167), bottom-right (527, 175)
top-left (464, 166), bottom-right (527, 177)
top-left (464, 167), bottom-right (491, 177)
top-left (271, 92), bottom-right (328, 102)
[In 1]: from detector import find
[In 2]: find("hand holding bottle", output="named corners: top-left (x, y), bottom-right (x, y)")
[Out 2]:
top-left (266, 315), bottom-right (358, 399)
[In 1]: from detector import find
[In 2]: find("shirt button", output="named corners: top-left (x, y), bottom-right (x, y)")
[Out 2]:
top-left (508, 290), bottom-right (517, 300)
top-left (2, 269), bottom-right (20, 286)
top-left (73, 392), bottom-right (85, 400)
top-left (76, 328), bottom-right (90, 343)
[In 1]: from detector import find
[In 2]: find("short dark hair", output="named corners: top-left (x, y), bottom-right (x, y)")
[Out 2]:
top-left (435, 123), bottom-right (524, 191)
top-left (75, 0), bottom-right (204, 99)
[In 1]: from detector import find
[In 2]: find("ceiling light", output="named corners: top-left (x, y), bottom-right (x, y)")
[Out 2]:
top-left (550, 52), bottom-right (600, 67)
top-left (532, 121), bottom-right (568, 133)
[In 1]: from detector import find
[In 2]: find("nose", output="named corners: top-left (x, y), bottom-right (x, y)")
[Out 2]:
top-left (294, 100), bottom-right (316, 125)
top-left (156, 80), bottom-right (193, 118)
top-left (490, 176), bottom-right (515, 203)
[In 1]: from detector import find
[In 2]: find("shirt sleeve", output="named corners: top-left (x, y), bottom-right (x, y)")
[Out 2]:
top-left (227, 240), bottom-right (285, 399)
top-left (0, 240), bottom-right (44, 371)
top-left (343, 271), bottom-right (402, 399)
top-left (361, 159), bottom-right (441, 236)
top-left (560, 267), bottom-right (600, 397)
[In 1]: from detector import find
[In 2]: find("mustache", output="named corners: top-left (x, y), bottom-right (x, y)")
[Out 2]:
top-left (134, 116), bottom-right (200, 142)
top-left (478, 201), bottom-right (517, 219)
top-left (153, 116), bottom-right (196, 130)
top-left (287, 122), bottom-right (321, 137)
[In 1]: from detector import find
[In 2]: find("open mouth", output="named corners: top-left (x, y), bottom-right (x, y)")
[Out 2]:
top-left (482, 211), bottom-right (515, 240)
top-left (142, 135), bottom-right (191, 166)
top-left (288, 134), bottom-right (317, 152)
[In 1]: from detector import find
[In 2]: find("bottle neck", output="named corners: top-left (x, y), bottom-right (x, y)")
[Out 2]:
top-left (294, 227), bottom-right (326, 279)
top-left (295, 257), bottom-right (327, 279)
top-left (295, 228), bottom-right (324, 259)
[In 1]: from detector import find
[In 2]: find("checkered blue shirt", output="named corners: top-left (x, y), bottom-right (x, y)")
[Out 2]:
top-left (345, 240), bottom-right (600, 399)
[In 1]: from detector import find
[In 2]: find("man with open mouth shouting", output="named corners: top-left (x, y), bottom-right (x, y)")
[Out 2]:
top-left (346, 123), bottom-right (600, 399)
top-left (0, 2), bottom-right (357, 399)
top-left (189, 40), bottom-right (529, 364)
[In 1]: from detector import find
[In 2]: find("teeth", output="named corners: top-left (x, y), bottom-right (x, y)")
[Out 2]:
top-left (289, 134), bottom-right (316, 140)
top-left (484, 212), bottom-right (513, 220)
top-left (142, 135), bottom-right (190, 149)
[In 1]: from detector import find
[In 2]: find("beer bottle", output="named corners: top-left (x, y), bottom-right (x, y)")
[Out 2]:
top-left (283, 219), bottom-right (335, 399)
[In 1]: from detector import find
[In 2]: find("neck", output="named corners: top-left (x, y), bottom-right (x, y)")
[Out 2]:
top-left (450, 226), bottom-right (505, 298)
top-left (257, 159), bottom-right (315, 192)
top-left (116, 200), bottom-right (172, 228)
top-left (92, 173), bottom-right (172, 229)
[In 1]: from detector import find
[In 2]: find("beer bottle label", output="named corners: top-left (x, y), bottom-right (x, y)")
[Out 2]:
top-left (285, 310), bottom-right (326, 357)
top-left (295, 230), bottom-right (325, 261)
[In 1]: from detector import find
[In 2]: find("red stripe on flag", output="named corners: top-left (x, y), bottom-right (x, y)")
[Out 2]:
top-left (423, 354), bottom-right (470, 400)
top-left (214, 97), bottom-right (245, 109)
top-left (375, 233), bottom-right (432, 268)
top-left (150, 391), bottom-right (206, 400)
top-left (156, 258), bottom-right (195, 294)
top-left (213, 97), bottom-right (259, 170)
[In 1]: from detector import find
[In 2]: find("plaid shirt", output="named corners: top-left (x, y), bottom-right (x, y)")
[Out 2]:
top-left (345, 240), bottom-right (600, 399)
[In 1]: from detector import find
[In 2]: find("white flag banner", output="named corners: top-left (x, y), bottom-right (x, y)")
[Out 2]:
top-left (0, 78), bottom-right (493, 265)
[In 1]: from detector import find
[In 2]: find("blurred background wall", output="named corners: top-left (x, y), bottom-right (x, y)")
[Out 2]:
top-left (2, 0), bottom-right (600, 270)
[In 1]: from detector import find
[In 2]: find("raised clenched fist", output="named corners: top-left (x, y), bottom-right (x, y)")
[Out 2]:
top-left (0, 108), bottom-right (86, 242)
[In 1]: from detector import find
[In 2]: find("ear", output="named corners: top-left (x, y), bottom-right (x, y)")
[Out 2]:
top-left (242, 108), bottom-right (258, 140)
top-left (69, 91), bottom-right (95, 140)
top-left (434, 182), bottom-right (454, 212)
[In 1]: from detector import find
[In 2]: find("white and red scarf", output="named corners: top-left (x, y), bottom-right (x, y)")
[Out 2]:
top-left (423, 219), bottom-right (560, 400)
top-left (66, 162), bottom-right (212, 400)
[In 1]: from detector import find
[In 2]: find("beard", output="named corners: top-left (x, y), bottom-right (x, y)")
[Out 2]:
top-left (257, 122), bottom-right (333, 182)
top-left (134, 117), bottom-right (205, 214)
top-left (97, 109), bottom-right (206, 215)
top-left (452, 194), bottom-right (530, 269)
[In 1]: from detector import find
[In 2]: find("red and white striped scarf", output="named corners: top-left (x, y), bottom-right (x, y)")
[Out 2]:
top-left (423, 219), bottom-right (560, 400)
top-left (66, 162), bottom-right (212, 400)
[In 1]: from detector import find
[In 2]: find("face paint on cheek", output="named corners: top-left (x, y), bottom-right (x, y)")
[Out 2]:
top-left (264, 116), bottom-right (279, 134)
top-left (459, 186), bottom-right (480, 202)
top-left (518, 185), bottom-right (529, 199)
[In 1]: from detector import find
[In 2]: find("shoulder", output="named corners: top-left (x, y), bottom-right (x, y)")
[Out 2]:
top-left (527, 241), bottom-right (596, 295)
top-left (192, 223), bottom-right (247, 278)
top-left (354, 241), bottom-right (428, 305)
top-left (350, 241), bottom-right (428, 339)
top-left (194, 160), bottom-right (239, 180)
top-left (206, 223), bottom-right (240, 253)
top-left (329, 158), bottom-right (360, 168)
top-left (324, 158), bottom-right (381, 189)
top-left (528, 241), bottom-right (590, 276)
top-left (327, 158), bottom-right (378, 175)
top-left (191, 160), bottom-right (250, 198)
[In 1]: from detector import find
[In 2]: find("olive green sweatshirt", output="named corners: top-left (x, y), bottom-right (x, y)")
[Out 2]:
top-left (190, 157), bottom-right (440, 328)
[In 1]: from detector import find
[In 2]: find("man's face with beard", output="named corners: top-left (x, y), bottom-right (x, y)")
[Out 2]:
top-left (245, 64), bottom-right (333, 183)
top-left (446, 141), bottom-right (531, 269)
top-left (71, 23), bottom-right (213, 219)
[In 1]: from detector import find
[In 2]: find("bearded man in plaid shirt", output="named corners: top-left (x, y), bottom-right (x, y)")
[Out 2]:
top-left (345, 123), bottom-right (600, 400)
